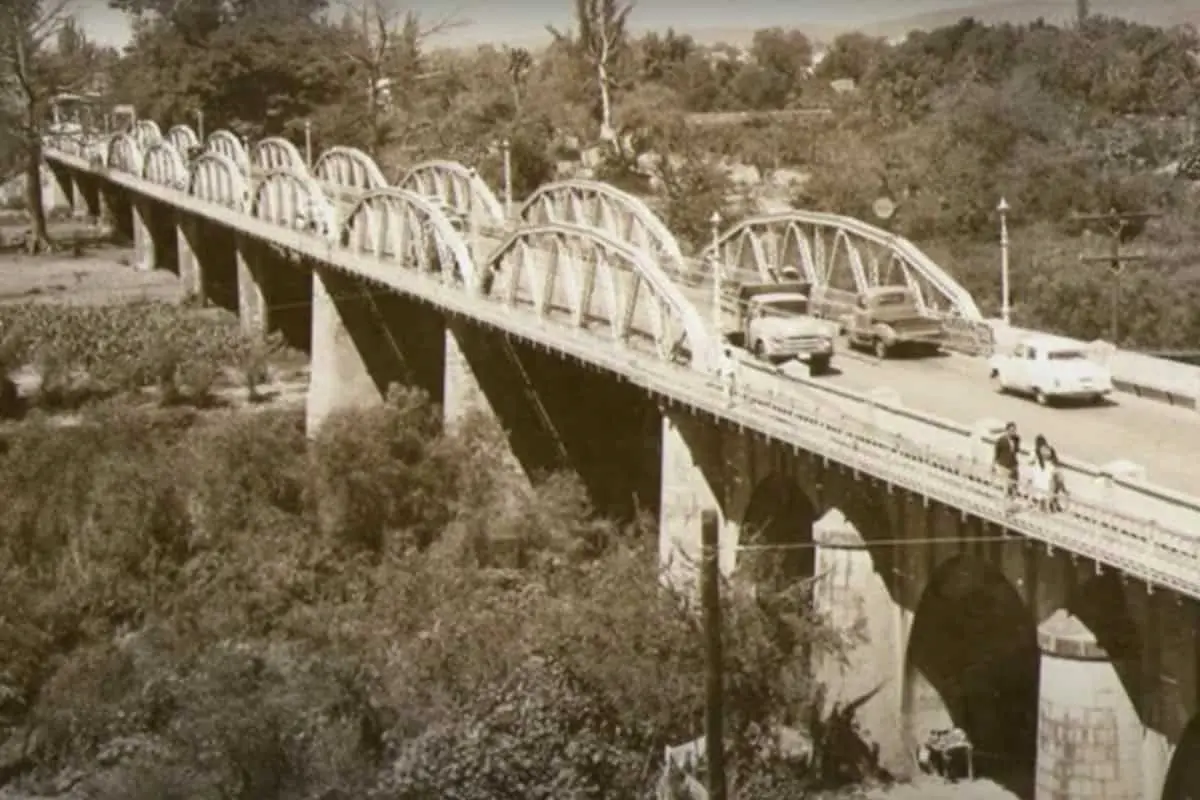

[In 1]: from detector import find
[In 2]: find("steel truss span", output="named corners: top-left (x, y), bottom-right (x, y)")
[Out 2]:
top-left (132, 119), bottom-right (162, 151)
top-left (701, 211), bottom-right (984, 321)
top-left (342, 188), bottom-right (478, 291)
top-left (315, 146), bottom-right (387, 192)
top-left (518, 179), bottom-right (686, 271)
top-left (106, 133), bottom-right (143, 176)
top-left (142, 141), bottom-right (190, 190)
top-left (253, 137), bottom-right (307, 173)
top-left (251, 167), bottom-right (337, 228)
top-left (188, 152), bottom-right (249, 209)
top-left (483, 223), bottom-right (715, 370)
top-left (166, 124), bottom-right (199, 155)
top-left (398, 160), bottom-right (505, 229)
top-left (205, 130), bottom-right (249, 175)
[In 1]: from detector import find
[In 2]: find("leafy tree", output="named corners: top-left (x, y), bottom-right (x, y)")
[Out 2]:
top-left (0, 0), bottom-right (98, 252)
top-left (815, 32), bottom-right (890, 84)
top-left (549, 0), bottom-right (634, 144)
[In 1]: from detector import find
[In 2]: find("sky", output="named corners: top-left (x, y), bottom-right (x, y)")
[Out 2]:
top-left (73, 0), bottom-right (1014, 50)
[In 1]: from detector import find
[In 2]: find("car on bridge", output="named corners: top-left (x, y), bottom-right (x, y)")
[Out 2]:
top-left (843, 286), bottom-right (946, 359)
top-left (988, 336), bottom-right (1114, 406)
top-left (731, 281), bottom-right (837, 374)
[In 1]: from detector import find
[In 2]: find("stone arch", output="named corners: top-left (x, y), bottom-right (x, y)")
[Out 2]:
top-left (1162, 714), bottom-right (1200, 800)
top-left (205, 129), bottom-right (249, 175)
top-left (106, 133), bottom-right (143, 174)
top-left (904, 554), bottom-right (1039, 796)
top-left (250, 167), bottom-right (333, 228)
top-left (165, 124), bottom-right (199, 155)
top-left (132, 119), bottom-right (162, 151)
top-left (738, 473), bottom-right (819, 587)
top-left (253, 137), bottom-right (307, 173)
top-left (188, 151), bottom-right (249, 210)
top-left (1064, 571), bottom-right (1144, 713)
top-left (341, 188), bottom-right (476, 290)
top-left (398, 160), bottom-right (505, 228)
top-left (313, 145), bottom-right (386, 191)
top-left (141, 141), bottom-right (189, 190)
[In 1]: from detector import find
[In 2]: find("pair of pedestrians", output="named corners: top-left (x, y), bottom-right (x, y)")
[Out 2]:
top-left (993, 422), bottom-right (1067, 511)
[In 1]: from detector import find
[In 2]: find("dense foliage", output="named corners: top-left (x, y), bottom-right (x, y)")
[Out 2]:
top-left (0, 392), bottom-right (867, 797)
top-left (0, 301), bottom-right (286, 411)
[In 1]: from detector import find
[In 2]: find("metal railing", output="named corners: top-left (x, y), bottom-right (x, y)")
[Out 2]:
top-left (41, 141), bottom-right (1200, 597)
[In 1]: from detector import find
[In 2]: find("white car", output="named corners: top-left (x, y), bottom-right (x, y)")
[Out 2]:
top-left (988, 337), bottom-right (1113, 406)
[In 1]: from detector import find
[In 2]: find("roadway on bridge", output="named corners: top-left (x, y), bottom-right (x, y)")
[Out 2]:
top-left (815, 347), bottom-right (1196, 495)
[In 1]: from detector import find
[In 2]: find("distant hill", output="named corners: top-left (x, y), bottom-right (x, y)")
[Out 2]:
top-left (675, 1), bottom-right (1198, 46)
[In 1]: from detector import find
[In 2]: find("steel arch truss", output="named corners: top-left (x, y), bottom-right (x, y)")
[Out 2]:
top-left (704, 212), bottom-right (983, 319)
top-left (254, 137), bottom-right (307, 173)
top-left (189, 152), bottom-right (249, 210)
top-left (399, 160), bottom-right (505, 230)
top-left (166, 124), bottom-right (199, 156)
top-left (142, 142), bottom-right (190, 190)
top-left (106, 133), bottom-right (143, 174)
top-left (250, 167), bottom-right (335, 229)
top-left (206, 130), bottom-right (249, 175)
top-left (484, 223), bottom-right (716, 369)
top-left (519, 179), bottom-right (685, 270)
top-left (343, 188), bottom-right (477, 290)
top-left (314, 146), bottom-right (385, 192)
top-left (133, 120), bottom-right (162, 151)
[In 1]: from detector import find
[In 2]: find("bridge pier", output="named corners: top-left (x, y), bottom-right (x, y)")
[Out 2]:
top-left (659, 411), bottom-right (731, 591)
top-left (176, 217), bottom-right (203, 301)
top-left (306, 266), bottom-right (443, 435)
top-left (812, 509), bottom-right (907, 774)
top-left (131, 199), bottom-right (156, 271)
top-left (1035, 610), bottom-right (1143, 800)
top-left (236, 235), bottom-right (270, 337)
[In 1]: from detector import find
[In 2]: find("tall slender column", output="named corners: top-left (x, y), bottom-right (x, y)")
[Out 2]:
top-left (235, 235), bottom-right (268, 337)
top-left (305, 265), bottom-right (383, 435)
top-left (132, 199), bottom-right (154, 271)
top-left (659, 411), bottom-right (729, 592)
top-left (176, 217), bottom-right (203, 301)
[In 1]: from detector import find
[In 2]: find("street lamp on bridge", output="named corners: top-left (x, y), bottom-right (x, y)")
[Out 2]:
top-left (500, 138), bottom-right (513, 219)
top-left (194, 110), bottom-right (204, 143)
top-left (710, 211), bottom-right (722, 331)
top-left (997, 196), bottom-right (1011, 326)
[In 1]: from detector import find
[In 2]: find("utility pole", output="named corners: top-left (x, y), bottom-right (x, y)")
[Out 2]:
top-left (701, 509), bottom-right (727, 800)
top-left (1074, 208), bottom-right (1160, 345)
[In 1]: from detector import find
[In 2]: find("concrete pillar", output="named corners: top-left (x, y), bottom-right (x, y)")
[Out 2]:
top-left (132, 199), bottom-right (155, 271)
top-left (236, 235), bottom-right (268, 337)
top-left (176, 217), bottom-right (203, 301)
top-left (1035, 610), bottom-right (1142, 800)
top-left (305, 265), bottom-right (383, 434)
top-left (811, 508), bottom-right (906, 773)
top-left (442, 320), bottom-right (524, 478)
top-left (658, 411), bottom-right (728, 592)
top-left (46, 167), bottom-right (70, 214)
top-left (69, 178), bottom-right (88, 220)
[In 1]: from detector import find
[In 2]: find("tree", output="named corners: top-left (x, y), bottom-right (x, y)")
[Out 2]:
top-left (0, 0), bottom-right (87, 253)
top-left (814, 32), bottom-right (889, 84)
top-left (549, 0), bottom-right (634, 145)
top-left (333, 0), bottom-right (465, 155)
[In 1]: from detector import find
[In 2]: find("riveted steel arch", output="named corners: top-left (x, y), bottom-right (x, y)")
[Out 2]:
top-left (205, 130), bottom-right (249, 175)
top-left (398, 160), bottom-right (505, 228)
top-left (250, 167), bottom-right (334, 228)
top-left (166, 124), bottom-right (199, 155)
top-left (483, 222), bottom-right (717, 370)
top-left (314, 145), bottom-right (386, 191)
top-left (106, 133), bottom-right (143, 174)
top-left (700, 211), bottom-right (983, 319)
top-left (518, 179), bottom-right (685, 270)
top-left (133, 119), bottom-right (162, 151)
top-left (142, 141), bottom-right (190, 190)
top-left (254, 137), bottom-right (307, 173)
top-left (342, 188), bottom-right (477, 291)
top-left (188, 151), bottom-right (249, 210)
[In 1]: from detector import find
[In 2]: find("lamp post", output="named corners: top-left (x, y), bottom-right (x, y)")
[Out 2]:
top-left (997, 197), bottom-right (1011, 326)
top-left (304, 120), bottom-right (313, 168)
top-left (501, 138), bottom-right (513, 219)
top-left (194, 110), bottom-right (205, 143)
top-left (710, 210), bottom-right (723, 330)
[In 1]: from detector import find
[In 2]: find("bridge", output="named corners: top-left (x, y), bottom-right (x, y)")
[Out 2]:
top-left (40, 119), bottom-right (1200, 800)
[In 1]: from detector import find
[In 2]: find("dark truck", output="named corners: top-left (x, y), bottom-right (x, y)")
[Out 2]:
top-left (729, 281), bottom-right (837, 374)
top-left (843, 285), bottom-right (945, 359)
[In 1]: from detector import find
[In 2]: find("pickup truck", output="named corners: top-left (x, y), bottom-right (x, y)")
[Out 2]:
top-left (732, 281), bottom-right (837, 374)
top-left (844, 286), bottom-right (945, 359)
top-left (988, 336), bottom-right (1113, 406)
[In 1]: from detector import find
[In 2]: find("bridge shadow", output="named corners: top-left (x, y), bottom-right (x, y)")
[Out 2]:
top-left (449, 320), bottom-right (662, 524)
top-left (197, 222), bottom-right (238, 315)
top-left (904, 555), bottom-right (1039, 799)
